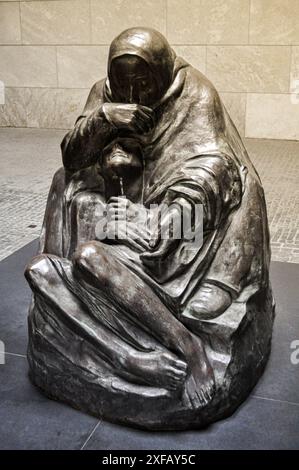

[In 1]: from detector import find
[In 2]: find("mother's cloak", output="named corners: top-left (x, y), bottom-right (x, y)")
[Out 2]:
top-left (54, 27), bottom-right (270, 312)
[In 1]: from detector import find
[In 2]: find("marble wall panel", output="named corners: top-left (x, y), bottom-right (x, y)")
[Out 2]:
top-left (20, 0), bottom-right (90, 44)
top-left (91, 0), bottom-right (166, 44)
top-left (167, 0), bottom-right (250, 45)
top-left (0, 46), bottom-right (57, 87)
top-left (0, 2), bottom-right (21, 44)
top-left (0, 87), bottom-right (89, 129)
top-left (250, 0), bottom-right (299, 45)
top-left (206, 45), bottom-right (291, 93)
top-left (246, 93), bottom-right (299, 140)
top-left (290, 46), bottom-right (299, 94)
top-left (57, 45), bottom-right (109, 88)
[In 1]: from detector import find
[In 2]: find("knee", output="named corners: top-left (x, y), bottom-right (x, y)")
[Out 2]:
top-left (74, 241), bottom-right (98, 263)
top-left (71, 192), bottom-right (90, 213)
top-left (24, 254), bottom-right (52, 286)
top-left (73, 242), bottom-right (109, 282)
top-left (71, 193), bottom-right (105, 220)
top-left (73, 241), bottom-right (99, 270)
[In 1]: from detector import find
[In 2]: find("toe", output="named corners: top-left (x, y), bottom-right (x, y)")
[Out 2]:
top-left (168, 381), bottom-right (178, 391)
top-left (168, 356), bottom-right (187, 371)
top-left (167, 366), bottom-right (186, 378)
top-left (175, 359), bottom-right (188, 371)
top-left (202, 389), bottom-right (210, 403)
top-left (175, 368), bottom-right (187, 379)
top-left (197, 390), bottom-right (206, 406)
top-left (207, 383), bottom-right (215, 399)
top-left (191, 391), bottom-right (201, 408)
top-left (167, 368), bottom-right (185, 383)
top-left (182, 389), bottom-right (192, 408)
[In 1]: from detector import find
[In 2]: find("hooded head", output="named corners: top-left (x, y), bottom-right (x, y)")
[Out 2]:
top-left (107, 27), bottom-right (175, 106)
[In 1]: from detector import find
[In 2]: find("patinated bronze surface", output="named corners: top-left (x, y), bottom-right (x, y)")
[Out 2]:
top-left (25, 27), bottom-right (275, 430)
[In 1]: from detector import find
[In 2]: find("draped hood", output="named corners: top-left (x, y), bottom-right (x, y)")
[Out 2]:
top-left (61, 27), bottom-right (269, 303)
top-left (102, 27), bottom-right (260, 207)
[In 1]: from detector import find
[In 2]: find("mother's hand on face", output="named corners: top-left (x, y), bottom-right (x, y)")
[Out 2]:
top-left (102, 103), bottom-right (155, 134)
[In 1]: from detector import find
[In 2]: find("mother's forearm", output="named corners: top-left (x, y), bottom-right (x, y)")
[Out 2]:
top-left (61, 106), bottom-right (115, 172)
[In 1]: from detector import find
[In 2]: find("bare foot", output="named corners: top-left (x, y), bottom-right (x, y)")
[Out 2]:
top-left (125, 350), bottom-right (188, 391)
top-left (182, 336), bottom-right (215, 409)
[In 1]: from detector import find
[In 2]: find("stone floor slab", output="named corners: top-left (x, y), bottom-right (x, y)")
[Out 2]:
top-left (0, 354), bottom-right (98, 450)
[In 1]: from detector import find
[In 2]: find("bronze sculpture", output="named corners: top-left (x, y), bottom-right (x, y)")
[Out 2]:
top-left (25, 27), bottom-right (275, 430)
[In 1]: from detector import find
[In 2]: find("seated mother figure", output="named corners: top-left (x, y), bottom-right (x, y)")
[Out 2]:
top-left (25, 27), bottom-right (274, 427)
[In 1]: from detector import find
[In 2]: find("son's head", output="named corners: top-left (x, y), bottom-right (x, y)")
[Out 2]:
top-left (101, 137), bottom-right (143, 200)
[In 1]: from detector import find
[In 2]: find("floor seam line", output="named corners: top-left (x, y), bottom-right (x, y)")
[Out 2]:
top-left (252, 394), bottom-right (299, 407)
top-left (80, 420), bottom-right (102, 450)
top-left (4, 352), bottom-right (27, 358)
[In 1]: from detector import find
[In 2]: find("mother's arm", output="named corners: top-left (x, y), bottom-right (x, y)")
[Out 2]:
top-left (61, 80), bottom-right (155, 172)
top-left (140, 154), bottom-right (243, 282)
top-left (61, 81), bottom-right (115, 172)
